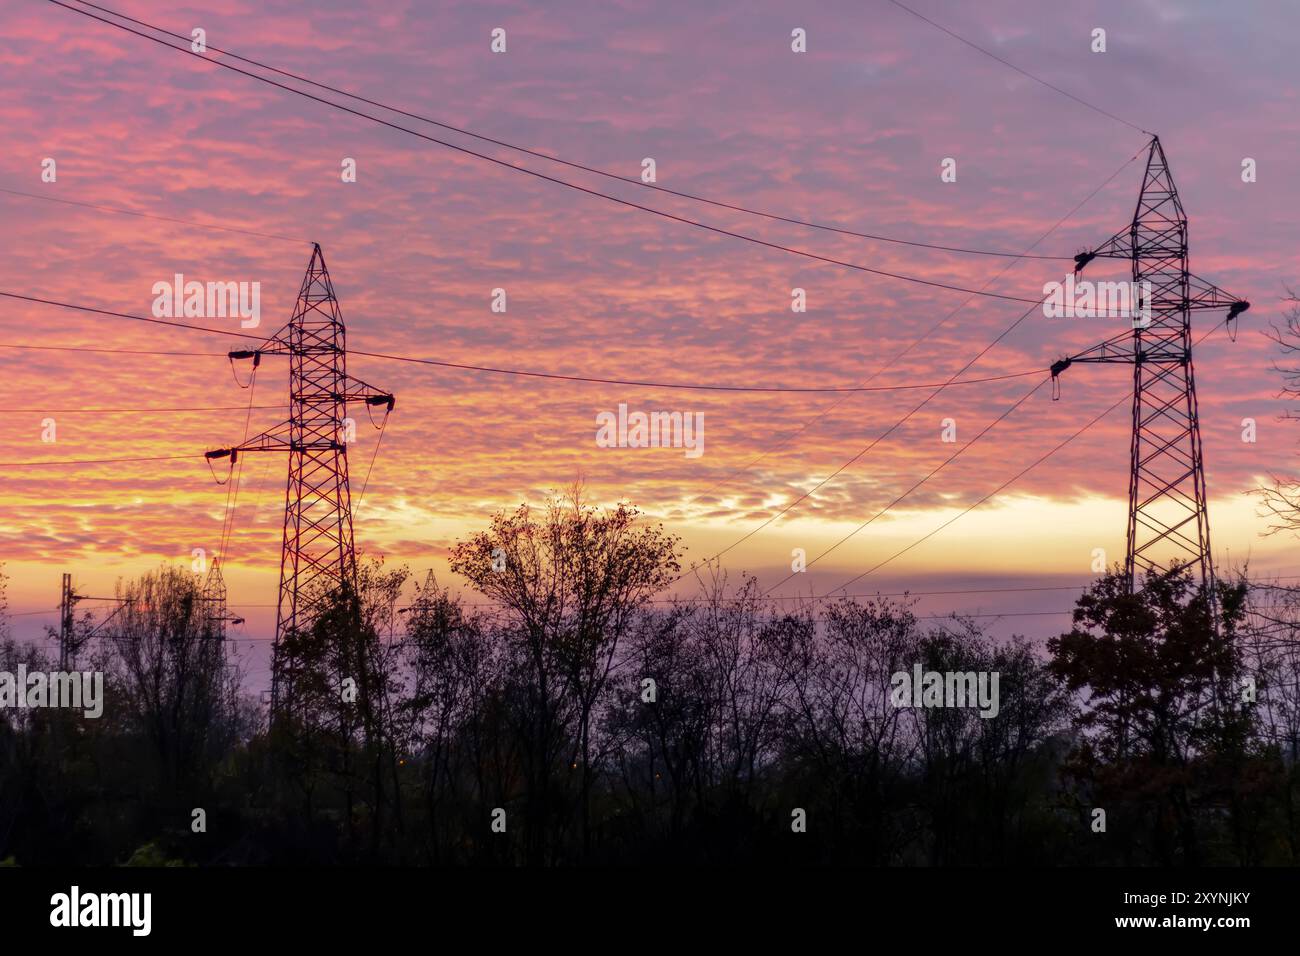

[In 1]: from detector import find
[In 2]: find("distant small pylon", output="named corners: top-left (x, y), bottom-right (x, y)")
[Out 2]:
top-left (201, 557), bottom-right (237, 640)
top-left (205, 245), bottom-right (394, 715)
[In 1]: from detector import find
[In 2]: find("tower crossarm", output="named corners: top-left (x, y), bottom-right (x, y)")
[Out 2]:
top-left (1049, 329), bottom-right (1137, 399)
top-left (1053, 329), bottom-right (1139, 371)
top-left (227, 317), bottom-right (294, 361)
top-left (1072, 226), bottom-right (1133, 273)
top-left (1073, 240), bottom-right (1247, 319)
top-left (334, 370), bottom-right (395, 408)
top-left (225, 354), bottom-right (393, 408)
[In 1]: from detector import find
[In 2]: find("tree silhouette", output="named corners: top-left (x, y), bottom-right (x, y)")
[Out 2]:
top-left (450, 487), bottom-right (679, 861)
top-left (1049, 564), bottom-right (1254, 864)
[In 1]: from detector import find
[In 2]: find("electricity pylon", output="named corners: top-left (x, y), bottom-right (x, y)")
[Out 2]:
top-left (206, 244), bottom-right (394, 714)
top-left (1052, 135), bottom-right (1249, 602)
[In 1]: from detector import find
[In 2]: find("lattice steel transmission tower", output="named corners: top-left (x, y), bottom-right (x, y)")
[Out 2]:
top-left (206, 244), bottom-right (394, 713)
top-left (1052, 136), bottom-right (1249, 599)
top-left (201, 557), bottom-right (243, 641)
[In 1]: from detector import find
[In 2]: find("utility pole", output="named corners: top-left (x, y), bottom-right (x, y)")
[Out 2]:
top-left (201, 557), bottom-right (243, 641)
top-left (57, 572), bottom-right (77, 670)
top-left (1052, 135), bottom-right (1249, 605)
top-left (56, 576), bottom-right (131, 666)
top-left (206, 244), bottom-right (394, 716)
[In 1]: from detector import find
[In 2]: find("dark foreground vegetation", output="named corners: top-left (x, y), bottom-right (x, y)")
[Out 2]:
top-left (1, 492), bottom-right (1298, 866)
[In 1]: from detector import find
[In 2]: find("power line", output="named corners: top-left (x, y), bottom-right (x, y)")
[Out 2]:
top-left (347, 350), bottom-right (1044, 393)
top-left (885, 0), bottom-right (1150, 135)
top-left (0, 185), bottom-right (310, 245)
top-left (63, 0), bottom-right (1075, 263)
top-left (217, 367), bottom-right (261, 565)
top-left (829, 395), bottom-right (1128, 594)
top-left (53, 575), bottom-right (1300, 613)
top-left (47, 0), bottom-right (1053, 306)
top-left (763, 374), bottom-right (1050, 594)
top-left (1, 453), bottom-right (201, 467)
top-left (836, 609), bottom-right (1073, 622)
top-left (0, 342), bottom-right (221, 358)
top-left (0, 404), bottom-right (285, 413)
top-left (821, 319), bottom-right (1234, 595)
top-left (220, 581), bottom-right (1092, 609)
top-left (680, 292), bottom-right (1051, 576)
top-left (0, 291), bottom-right (262, 341)
top-left (664, 142), bottom-right (1145, 573)
top-left (678, 145), bottom-right (1143, 507)
top-left (210, 598), bottom-right (1074, 621)
top-left (21, 606), bottom-right (1075, 642)
top-left (12, 4), bottom-right (1179, 603)
top-left (27, 631), bottom-right (271, 644)
top-left (353, 418), bottom-right (389, 516)
top-left (0, 289), bottom-right (1050, 393)
top-left (747, 583), bottom-right (1088, 602)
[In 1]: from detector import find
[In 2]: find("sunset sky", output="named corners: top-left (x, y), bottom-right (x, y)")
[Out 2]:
top-left (2, 0), bottom-right (1298, 684)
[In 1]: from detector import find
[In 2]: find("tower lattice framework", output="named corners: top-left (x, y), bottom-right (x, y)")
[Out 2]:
top-left (207, 244), bottom-right (394, 713)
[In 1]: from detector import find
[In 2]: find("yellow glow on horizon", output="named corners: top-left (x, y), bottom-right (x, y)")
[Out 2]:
top-left (2, 491), bottom-right (1293, 620)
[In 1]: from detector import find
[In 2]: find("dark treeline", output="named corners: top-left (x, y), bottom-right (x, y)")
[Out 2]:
top-left (1, 491), bottom-right (1299, 866)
